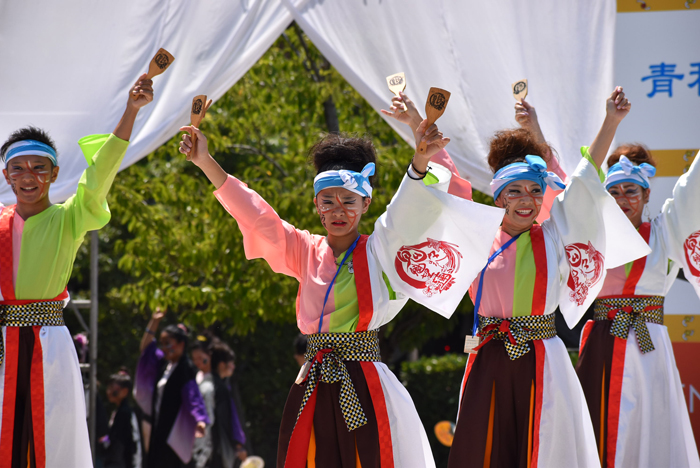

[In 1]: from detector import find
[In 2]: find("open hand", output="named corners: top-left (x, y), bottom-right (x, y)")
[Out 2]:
top-left (178, 126), bottom-right (210, 165)
top-left (127, 74), bottom-right (154, 110)
top-left (380, 92), bottom-right (423, 131)
top-left (606, 86), bottom-right (631, 123)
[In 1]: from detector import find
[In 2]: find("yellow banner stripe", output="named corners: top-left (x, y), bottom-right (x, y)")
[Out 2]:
top-left (666, 314), bottom-right (700, 342)
top-left (618, 0), bottom-right (699, 12)
top-left (648, 149), bottom-right (698, 177)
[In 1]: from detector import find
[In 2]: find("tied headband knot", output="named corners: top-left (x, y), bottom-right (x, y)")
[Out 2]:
top-left (605, 155), bottom-right (656, 190)
top-left (314, 162), bottom-right (375, 198)
top-left (490, 155), bottom-right (565, 199)
top-left (5, 139), bottom-right (58, 166)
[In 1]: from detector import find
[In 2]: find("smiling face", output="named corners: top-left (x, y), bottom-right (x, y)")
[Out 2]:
top-left (608, 182), bottom-right (649, 228)
top-left (495, 180), bottom-right (544, 234)
top-left (3, 154), bottom-right (58, 205)
top-left (314, 187), bottom-right (371, 238)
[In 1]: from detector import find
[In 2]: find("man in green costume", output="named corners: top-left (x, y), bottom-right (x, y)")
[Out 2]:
top-left (0, 73), bottom-right (153, 468)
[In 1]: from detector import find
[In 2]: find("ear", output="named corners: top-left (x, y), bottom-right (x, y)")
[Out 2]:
top-left (643, 187), bottom-right (651, 204)
top-left (2, 169), bottom-right (9, 185)
top-left (313, 197), bottom-right (319, 212)
top-left (50, 165), bottom-right (60, 183)
top-left (494, 196), bottom-right (503, 208)
top-left (362, 197), bottom-right (371, 214)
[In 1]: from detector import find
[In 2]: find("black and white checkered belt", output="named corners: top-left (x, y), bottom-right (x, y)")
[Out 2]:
top-left (0, 301), bottom-right (65, 367)
top-left (594, 296), bottom-right (664, 353)
top-left (475, 313), bottom-right (557, 360)
top-left (298, 329), bottom-right (381, 431)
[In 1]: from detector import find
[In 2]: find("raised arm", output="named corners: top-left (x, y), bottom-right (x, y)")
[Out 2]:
top-left (140, 308), bottom-right (165, 353)
top-left (113, 74), bottom-right (154, 142)
top-left (588, 87), bottom-right (631, 169)
top-left (178, 127), bottom-right (307, 279)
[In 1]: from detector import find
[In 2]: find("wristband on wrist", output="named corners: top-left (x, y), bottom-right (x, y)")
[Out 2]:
top-left (410, 158), bottom-right (429, 176)
top-left (145, 328), bottom-right (155, 335)
top-left (406, 161), bottom-right (426, 180)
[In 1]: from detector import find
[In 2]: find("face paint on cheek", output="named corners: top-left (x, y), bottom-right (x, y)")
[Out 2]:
top-left (8, 162), bottom-right (52, 198)
top-left (336, 195), bottom-right (362, 226)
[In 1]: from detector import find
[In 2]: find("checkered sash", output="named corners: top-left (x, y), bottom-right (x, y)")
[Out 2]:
top-left (473, 313), bottom-right (557, 360)
top-left (298, 329), bottom-right (381, 431)
top-left (594, 296), bottom-right (664, 353)
top-left (0, 301), bottom-right (65, 367)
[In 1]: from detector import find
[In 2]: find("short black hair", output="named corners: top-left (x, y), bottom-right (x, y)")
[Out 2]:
top-left (107, 368), bottom-right (133, 392)
top-left (210, 341), bottom-right (235, 372)
top-left (293, 334), bottom-right (308, 356)
top-left (1, 126), bottom-right (57, 164)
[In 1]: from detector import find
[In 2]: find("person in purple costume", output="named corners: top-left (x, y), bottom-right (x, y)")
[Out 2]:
top-left (133, 308), bottom-right (210, 467)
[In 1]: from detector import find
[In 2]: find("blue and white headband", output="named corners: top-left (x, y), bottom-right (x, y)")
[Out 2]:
top-left (313, 162), bottom-right (375, 198)
top-left (490, 155), bottom-right (565, 199)
top-left (5, 140), bottom-right (58, 166)
top-left (604, 155), bottom-right (656, 190)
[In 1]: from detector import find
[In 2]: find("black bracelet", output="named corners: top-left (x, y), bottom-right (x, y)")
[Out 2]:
top-left (406, 162), bottom-right (426, 180)
top-left (145, 328), bottom-right (155, 335)
top-left (410, 158), bottom-right (429, 176)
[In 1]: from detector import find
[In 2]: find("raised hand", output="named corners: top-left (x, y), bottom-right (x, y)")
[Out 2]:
top-left (380, 92), bottom-right (423, 131)
top-left (127, 74), bottom-right (154, 110)
top-left (606, 86), bottom-right (631, 123)
top-left (411, 119), bottom-right (450, 175)
top-left (178, 126), bottom-right (210, 165)
top-left (152, 307), bottom-right (166, 321)
top-left (515, 99), bottom-right (547, 144)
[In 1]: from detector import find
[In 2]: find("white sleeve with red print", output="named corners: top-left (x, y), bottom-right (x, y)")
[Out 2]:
top-left (546, 148), bottom-right (651, 328)
top-left (657, 151), bottom-right (700, 298)
top-left (371, 162), bottom-right (504, 319)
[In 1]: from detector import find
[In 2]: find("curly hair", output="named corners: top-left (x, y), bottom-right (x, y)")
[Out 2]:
top-left (309, 133), bottom-right (377, 186)
top-left (608, 143), bottom-right (657, 168)
top-left (487, 128), bottom-right (552, 173)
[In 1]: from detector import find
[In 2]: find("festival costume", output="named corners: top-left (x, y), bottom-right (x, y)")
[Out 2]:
top-left (0, 134), bottom-right (128, 468)
top-left (133, 342), bottom-right (210, 467)
top-left (192, 372), bottom-right (215, 468)
top-left (576, 153), bottom-right (700, 467)
top-left (212, 150), bottom-right (504, 468)
top-left (210, 373), bottom-right (246, 468)
top-left (98, 399), bottom-right (142, 468)
top-left (448, 149), bottom-right (651, 468)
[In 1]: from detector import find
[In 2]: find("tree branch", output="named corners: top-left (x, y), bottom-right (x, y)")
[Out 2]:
top-left (226, 144), bottom-right (289, 178)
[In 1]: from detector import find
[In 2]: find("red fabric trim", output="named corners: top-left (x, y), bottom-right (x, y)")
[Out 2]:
top-left (0, 289), bottom-right (68, 307)
top-left (31, 327), bottom-right (46, 468)
top-left (283, 387), bottom-right (318, 468)
top-left (354, 235), bottom-right (374, 332)
top-left (579, 320), bottom-right (594, 358)
top-left (460, 353), bottom-right (477, 403)
top-left (0, 328), bottom-right (20, 466)
top-left (530, 340), bottom-right (545, 468)
top-left (530, 226), bottom-right (548, 316)
top-left (360, 362), bottom-right (395, 468)
top-left (622, 223), bottom-right (650, 295)
top-left (606, 337), bottom-right (626, 468)
top-left (0, 205), bottom-right (17, 301)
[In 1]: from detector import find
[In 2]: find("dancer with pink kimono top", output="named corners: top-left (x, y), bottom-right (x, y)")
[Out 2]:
top-left (178, 112), bottom-right (504, 467)
top-left (575, 141), bottom-right (700, 467)
top-left (386, 88), bottom-right (650, 467)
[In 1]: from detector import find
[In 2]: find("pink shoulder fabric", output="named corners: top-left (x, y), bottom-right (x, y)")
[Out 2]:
top-left (12, 212), bottom-right (24, 289)
top-left (430, 149), bottom-right (472, 200)
top-left (213, 175), bottom-right (313, 281)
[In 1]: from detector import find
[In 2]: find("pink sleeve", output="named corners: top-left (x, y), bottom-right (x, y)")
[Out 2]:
top-left (536, 152), bottom-right (569, 224)
top-left (213, 175), bottom-right (309, 280)
top-left (430, 149), bottom-right (473, 200)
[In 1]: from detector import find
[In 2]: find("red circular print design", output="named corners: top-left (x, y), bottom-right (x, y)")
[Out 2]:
top-left (394, 238), bottom-right (462, 297)
top-left (565, 242), bottom-right (605, 305)
top-left (684, 230), bottom-right (700, 283)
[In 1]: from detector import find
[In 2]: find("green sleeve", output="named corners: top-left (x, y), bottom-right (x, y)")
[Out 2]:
top-left (63, 134), bottom-right (129, 237)
top-left (580, 146), bottom-right (605, 183)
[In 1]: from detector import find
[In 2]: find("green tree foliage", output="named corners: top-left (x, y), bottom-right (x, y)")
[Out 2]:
top-left (68, 24), bottom-right (492, 464)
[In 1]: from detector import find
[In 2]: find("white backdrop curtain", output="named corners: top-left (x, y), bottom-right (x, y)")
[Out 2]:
top-left (0, 0), bottom-right (615, 204)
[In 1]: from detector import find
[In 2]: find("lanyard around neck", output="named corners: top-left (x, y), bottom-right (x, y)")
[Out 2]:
top-left (318, 235), bottom-right (361, 334)
top-left (472, 233), bottom-right (522, 335)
